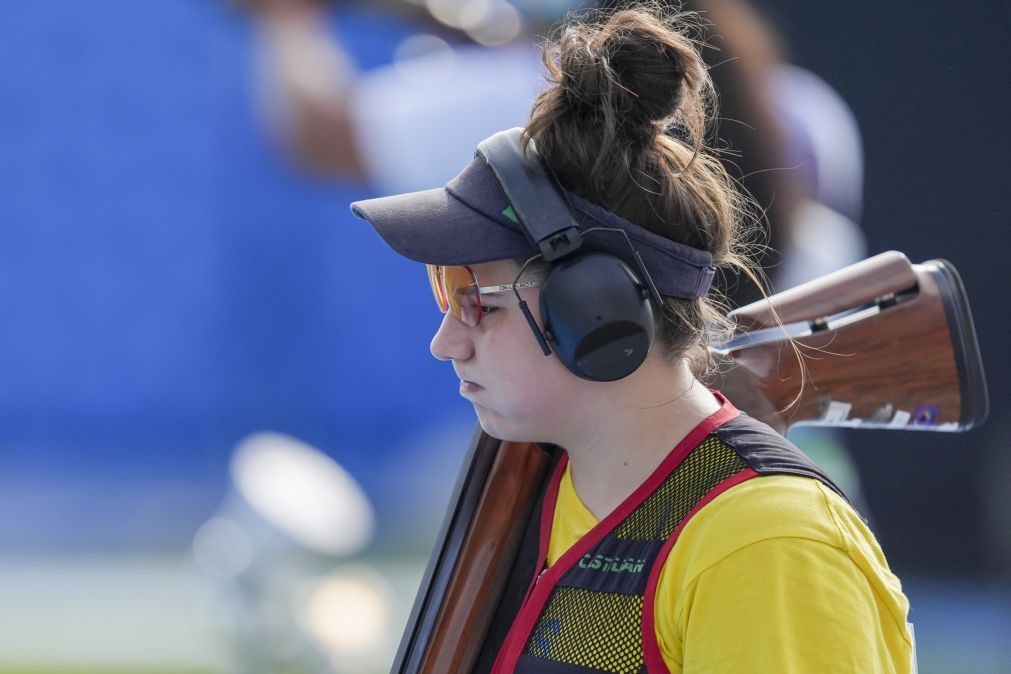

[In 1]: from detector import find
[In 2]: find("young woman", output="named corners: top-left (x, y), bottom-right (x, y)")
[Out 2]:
top-left (353, 6), bottom-right (914, 673)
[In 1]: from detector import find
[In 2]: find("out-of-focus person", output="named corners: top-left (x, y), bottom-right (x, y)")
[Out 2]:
top-left (237, 0), bottom-right (866, 298)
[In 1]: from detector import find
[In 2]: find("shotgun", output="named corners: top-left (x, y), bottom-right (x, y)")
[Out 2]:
top-left (392, 251), bottom-right (988, 674)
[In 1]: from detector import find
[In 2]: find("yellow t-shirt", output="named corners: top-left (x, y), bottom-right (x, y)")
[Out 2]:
top-left (548, 464), bottom-right (915, 673)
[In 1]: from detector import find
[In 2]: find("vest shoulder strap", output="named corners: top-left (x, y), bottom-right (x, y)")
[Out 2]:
top-left (714, 413), bottom-right (848, 500)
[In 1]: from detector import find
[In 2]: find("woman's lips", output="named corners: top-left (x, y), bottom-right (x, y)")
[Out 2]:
top-left (460, 380), bottom-right (483, 396)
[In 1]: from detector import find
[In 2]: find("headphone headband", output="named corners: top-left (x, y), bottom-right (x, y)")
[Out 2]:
top-left (476, 129), bottom-right (583, 262)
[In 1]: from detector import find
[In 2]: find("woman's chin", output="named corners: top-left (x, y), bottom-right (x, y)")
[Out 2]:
top-left (475, 416), bottom-right (509, 441)
top-left (474, 409), bottom-right (540, 444)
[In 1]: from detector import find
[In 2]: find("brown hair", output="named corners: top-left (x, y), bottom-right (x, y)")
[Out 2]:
top-left (523, 2), bottom-right (764, 375)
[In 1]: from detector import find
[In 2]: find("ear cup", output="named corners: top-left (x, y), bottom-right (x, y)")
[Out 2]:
top-left (540, 254), bottom-right (655, 381)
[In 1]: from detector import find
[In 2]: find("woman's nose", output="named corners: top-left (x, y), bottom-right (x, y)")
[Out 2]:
top-left (430, 311), bottom-right (474, 362)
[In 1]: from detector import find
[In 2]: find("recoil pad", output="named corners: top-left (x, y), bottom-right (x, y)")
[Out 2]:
top-left (540, 254), bottom-right (655, 381)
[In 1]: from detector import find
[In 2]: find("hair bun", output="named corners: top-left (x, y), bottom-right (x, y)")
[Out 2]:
top-left (558, 9), bottom-right (706, 140)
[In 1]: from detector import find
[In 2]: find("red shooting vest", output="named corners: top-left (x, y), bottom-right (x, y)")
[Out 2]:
top-left (486, 398), bottom-right (844, 674)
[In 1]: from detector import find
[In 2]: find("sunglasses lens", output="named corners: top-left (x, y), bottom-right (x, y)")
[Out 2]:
top-left (427, 264), bottom-right (482, 326)
top-left (444, 265), bottom-right (482, 326)
top-left (427, 264), bottom-right (448, 312)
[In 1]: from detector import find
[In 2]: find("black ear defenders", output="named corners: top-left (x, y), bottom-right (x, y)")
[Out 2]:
top-left (476, 128), bottom-right (663, 382)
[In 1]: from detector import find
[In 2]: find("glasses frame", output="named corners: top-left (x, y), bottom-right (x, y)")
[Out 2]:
top-left (427, 264), bottom-right (539, 327)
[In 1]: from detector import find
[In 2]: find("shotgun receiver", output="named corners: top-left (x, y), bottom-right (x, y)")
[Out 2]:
top-left (392, 251), bottom-right (988, 674)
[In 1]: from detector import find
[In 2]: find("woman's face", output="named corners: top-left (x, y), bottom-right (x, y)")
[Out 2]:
top-left (429, 259), bottom-right (587, 443)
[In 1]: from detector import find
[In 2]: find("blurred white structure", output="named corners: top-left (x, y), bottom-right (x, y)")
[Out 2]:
top-left (192, 431), bottom-right (392, 673)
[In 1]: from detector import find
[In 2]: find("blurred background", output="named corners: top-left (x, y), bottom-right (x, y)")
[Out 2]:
top-left (0, 1), bottom-right (1007, 672)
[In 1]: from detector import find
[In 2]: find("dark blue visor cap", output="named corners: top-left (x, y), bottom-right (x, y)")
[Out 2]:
top-left (350, 155), bottom-right (716, 299)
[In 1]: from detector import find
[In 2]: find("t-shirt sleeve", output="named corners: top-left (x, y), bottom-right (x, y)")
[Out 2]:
top-left (674, 536), bottom-right (911, 673)
top-left (652, 476), bottom-right (913, 673)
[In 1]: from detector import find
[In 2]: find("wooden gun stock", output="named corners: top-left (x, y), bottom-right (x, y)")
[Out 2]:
top-left (722, 251), bottom-right (988, 430)
top-left (392, 252), bottom-right (989, 674)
